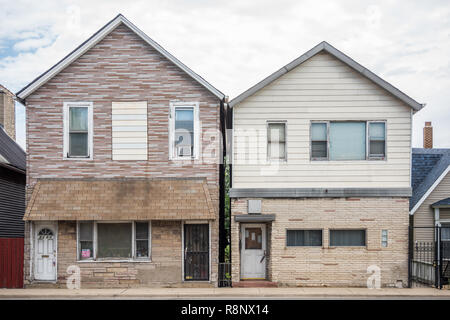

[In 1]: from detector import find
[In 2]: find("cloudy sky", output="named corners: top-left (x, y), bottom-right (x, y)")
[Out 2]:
top-left (1, 0), bottom-right (449, 149)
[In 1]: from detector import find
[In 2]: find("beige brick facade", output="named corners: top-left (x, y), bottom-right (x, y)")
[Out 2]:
top-left (231, 197), bottom-right (409, 287)
top-left (23, 23), bottom-right (222, 287)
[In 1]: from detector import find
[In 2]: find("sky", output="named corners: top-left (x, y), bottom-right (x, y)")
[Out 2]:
top-left (1, 0), bottom-right (449, 149)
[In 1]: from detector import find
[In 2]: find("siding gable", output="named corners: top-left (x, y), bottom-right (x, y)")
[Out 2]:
top-left (232, 52), bottom-right (412, 189)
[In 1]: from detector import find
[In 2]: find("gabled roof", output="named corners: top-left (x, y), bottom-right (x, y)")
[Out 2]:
top-left (16, 14), bottom-right (224, 101)
top-left (229, 41), bottom-right (424, 111)
top-left (0, 126), bottom-right (26, 172)
top-left (431, 197), bottom-right (450, 208)
top-left (410, 148), bottom-right (450, 214)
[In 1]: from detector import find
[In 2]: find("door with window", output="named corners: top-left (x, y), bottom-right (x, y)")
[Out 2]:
top-left (184, 224), bottom-right (209, 281)
top-left (34, 224), bottom-right (57, 281)
top-left (241, 224), bottom-right (266, 279)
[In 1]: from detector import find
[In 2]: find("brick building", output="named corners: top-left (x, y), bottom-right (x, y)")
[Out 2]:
top-left (16, 14), bottom-right (225, 288)
top-left (228, 42), bottom-right (424, 287)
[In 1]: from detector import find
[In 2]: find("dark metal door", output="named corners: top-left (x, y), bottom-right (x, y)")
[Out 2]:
top-left (184, 224), bottom-right (209, 281)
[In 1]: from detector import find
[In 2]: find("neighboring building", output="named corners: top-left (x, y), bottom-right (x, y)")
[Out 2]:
top-left (410, 122), bottom-right (450, 242)
top-left (16, 14), bottom-right (226, 288)
top-left (0, 86), bottom-right (26, 288)
top-left (228, 41), bottom-right (423, 287)
top-left (0, 85), bottom-right (16, 140)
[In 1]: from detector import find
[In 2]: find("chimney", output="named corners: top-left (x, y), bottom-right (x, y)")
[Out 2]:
top-left (423, 121), bottom-right (433, 149)
top-left (0, 84), bottom-right (16, 141)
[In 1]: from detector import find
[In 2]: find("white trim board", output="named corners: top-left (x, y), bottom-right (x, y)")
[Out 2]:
top-left (410, 165), bottom-right (450, 215)
top-left (17, 14), bottom-right (224, 101)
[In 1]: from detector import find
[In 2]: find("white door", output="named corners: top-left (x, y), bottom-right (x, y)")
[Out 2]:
top-left (241, 224), bottom-right (266, 279)
top-left (34, 225), bottom-right (57, 281)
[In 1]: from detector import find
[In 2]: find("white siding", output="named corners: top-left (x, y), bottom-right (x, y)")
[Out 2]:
top-left (112, 101), bottom-right (148, 160)
top-left (232, 52), bottom-right (412, 188)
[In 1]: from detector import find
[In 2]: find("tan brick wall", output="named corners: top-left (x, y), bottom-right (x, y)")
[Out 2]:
top-left (231, 197), bottom-right (409, 287)
top-left (0, 90), bottom-right (15, 140)
top-left (24, 220), bottom-right (218, 288)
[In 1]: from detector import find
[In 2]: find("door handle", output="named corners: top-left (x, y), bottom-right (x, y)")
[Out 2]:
top-left (260, 250), bottom-right (266, 263)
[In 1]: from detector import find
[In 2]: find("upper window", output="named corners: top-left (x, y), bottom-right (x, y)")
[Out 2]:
top-left (64, 102), bottom-right (93, 159)
top-left (368, 122), bottom-right (386, 159)
top-left (310, 121), bottom-right (386, 161)
top-left (170, 103), bottom-right (199, 159)
top-left (286, 230), bottom-right (322, 247)
top-left (267, 122), bottom-right (287, 161)
top-left (329, 229), bottom-right (366, 247)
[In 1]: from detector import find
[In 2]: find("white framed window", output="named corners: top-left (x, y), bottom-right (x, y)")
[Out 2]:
top-left (169, 102), bottom-right (199, 160)
top-left (310, 120), bottom-right (386, 161)
top-left (267, 121), bottom-right (287, 161)
top-left (63, 102), bottom-right (93, 159)
top-left (381, 229), bottom-right (388, 247)
top-left (77, 221), bottom-right (151, 261)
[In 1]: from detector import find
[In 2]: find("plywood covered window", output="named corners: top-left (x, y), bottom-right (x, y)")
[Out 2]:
top-left (112, 101), bottom-right (148, 160)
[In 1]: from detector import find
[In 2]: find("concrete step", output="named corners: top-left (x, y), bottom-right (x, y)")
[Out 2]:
top-left (233, 281), bottom-right (277, 288)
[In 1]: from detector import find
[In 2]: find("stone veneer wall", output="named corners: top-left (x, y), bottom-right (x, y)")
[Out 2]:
top-left (25, 220), bottom-right (217, 288)
top-left (231, 197), bottom-right (409, 287)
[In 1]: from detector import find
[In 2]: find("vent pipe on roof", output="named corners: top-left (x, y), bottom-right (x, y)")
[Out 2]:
top-left (423, 121), bottom-right (433, 149)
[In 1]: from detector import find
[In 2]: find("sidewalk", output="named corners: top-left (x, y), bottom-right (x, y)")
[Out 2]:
top-left (1, 287), bottom-right (450, 299)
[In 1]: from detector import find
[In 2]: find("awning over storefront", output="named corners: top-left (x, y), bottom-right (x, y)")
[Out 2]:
top-left (24, 178), bottom-right (216, 221)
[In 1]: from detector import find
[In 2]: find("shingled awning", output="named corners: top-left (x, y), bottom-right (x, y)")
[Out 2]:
top-left (24, 178), bottom-right (216, 221)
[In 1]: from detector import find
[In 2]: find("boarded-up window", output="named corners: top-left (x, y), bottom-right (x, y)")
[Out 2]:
top-left (112, 101), bottom-right (148, 160)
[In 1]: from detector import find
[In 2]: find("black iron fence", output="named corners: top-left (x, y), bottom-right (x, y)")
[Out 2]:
top-left (218, 262), bottom-right (231, 287)
top-left (409, 226), bottom-right (450, 289)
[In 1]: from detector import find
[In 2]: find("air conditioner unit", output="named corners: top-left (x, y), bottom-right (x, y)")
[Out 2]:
top-left (177, 146), bottom-right (192, 157)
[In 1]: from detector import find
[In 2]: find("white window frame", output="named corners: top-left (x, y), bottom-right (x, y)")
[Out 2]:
top-left (267, 120), bottom-right (287, 162)
top-left (76, 221), bottom-right (152, 262)
top-left (63, 102), bottom-right (93, 160)
top-left (169, 102), bottom-right (200, 160)
top-left (310, 120), bottom-right (387, 161)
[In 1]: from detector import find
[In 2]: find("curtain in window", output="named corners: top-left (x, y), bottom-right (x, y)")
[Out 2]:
top-left (69, 107), bottom-right (88, 156)
top-left (330, 122), bottom-right (366, 160)
top-left (330, 230), bottom-right (365, 246)
top-left (268, 123), bottom-right (286, 159)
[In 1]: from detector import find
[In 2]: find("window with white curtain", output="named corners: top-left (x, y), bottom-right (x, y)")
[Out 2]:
top-left (267, 122), bottom-right (287, 161)
top-left (329, 229), bottom-right (366, 246)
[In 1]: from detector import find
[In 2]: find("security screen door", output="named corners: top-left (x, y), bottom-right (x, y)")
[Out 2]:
top-left (184, 224), bottom-right (209, 281)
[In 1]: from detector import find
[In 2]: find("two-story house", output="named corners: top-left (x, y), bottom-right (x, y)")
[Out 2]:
top-left (229, 41), bottom-right (424, 287)
top-left (17, 14), bottom-right (225, 288)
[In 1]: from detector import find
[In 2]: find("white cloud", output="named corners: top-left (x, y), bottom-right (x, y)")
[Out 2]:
top-left (1, 0), bottom-right (450, 149)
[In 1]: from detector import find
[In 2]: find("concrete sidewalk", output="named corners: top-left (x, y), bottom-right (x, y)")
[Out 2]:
top-left (1, 287), bottom-right (450, 299)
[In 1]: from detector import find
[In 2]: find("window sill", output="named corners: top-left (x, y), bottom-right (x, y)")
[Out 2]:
top-left (77, 259), bottom-right (152, 263)
top-left (63, 157), bottom-right (93, 161)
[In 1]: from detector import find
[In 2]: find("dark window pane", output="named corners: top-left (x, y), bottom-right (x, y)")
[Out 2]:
top-left (136, 222), bottom-right (148, 240)
top-left (97, 223), bottom-right (132, 258)
top-left (136, 240), bottom-right (149, 258)
top-left (69, 132), bottom-right (88, 156)
top-left (369, 140), bottom-right (385, 157)
top-left (311, 141), bottom-right (327, 158)
top-left (287, 230), bottom-right (322, 246)
top-left (330, 230), bottom-right (365, 246)
top-left (79, 222), bottom-right (93, 241)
